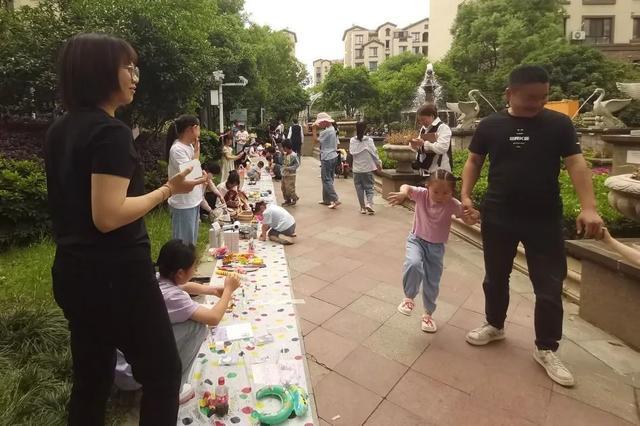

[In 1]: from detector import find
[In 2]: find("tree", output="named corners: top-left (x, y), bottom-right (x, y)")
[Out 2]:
top-left (438, 0), bottom-right (640, 115)
top-left (321, 64), bottom-right (377, 118)
top-left (365, 53), bottom-right (426, 123)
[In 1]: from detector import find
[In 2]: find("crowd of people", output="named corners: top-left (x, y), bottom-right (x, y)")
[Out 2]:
top-left (43, 30), bottom-right (630, 425)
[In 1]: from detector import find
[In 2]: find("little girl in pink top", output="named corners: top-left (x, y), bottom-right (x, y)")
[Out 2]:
top-left (389, 169), bottom-right (479, 333)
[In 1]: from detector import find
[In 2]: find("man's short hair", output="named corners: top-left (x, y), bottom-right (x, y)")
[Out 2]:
top-left (417, 103), bottom-right (438, 118)
top-left (282, 140), bottom-right (292, 150)
top-left (509, 65), bottom-right (550, 87)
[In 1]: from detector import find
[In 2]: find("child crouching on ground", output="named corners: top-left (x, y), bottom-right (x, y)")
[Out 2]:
top-left (247, 160), bottom-right (265, 181)
top-left (114, 239), bottom-right (241, 402)
top-left (388, 169), bottom-right (479, 333)
top-left (253, 201), bottom-right (296, 245)
top-left (281, 140), bottom-right (300, 206)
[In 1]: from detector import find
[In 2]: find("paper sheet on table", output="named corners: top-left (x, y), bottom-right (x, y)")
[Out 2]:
top-left (251, 363), bottom-right (281, 385)
top-left (178, 159), bottom-right (203, 180)
top-left (211, 322), bottom-right (253, 342)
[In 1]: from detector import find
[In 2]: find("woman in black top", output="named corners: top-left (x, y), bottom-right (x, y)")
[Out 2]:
top-left (44, 33), bottom-right (205, 425)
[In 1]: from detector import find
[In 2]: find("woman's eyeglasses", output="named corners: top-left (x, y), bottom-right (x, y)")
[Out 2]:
top-left (124, 65), bottom-right (140, 81)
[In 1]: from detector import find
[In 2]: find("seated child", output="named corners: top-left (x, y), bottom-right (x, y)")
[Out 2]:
top-left (246, 161), bottom-right (265, 181)
top-left (114, 239), bottom-right (241, 401)
top-left (223, 171), bottom-right (250, 217)
top-left (253, 201), bottom-right (296, 245)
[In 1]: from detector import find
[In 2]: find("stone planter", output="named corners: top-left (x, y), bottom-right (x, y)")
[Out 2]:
top-left (605, 174), bottom-right (640, 221)
top-left (382, 144), bottom-right (416, 173)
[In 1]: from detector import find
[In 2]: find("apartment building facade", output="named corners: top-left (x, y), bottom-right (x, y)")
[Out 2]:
top-left (312, 58), bottom-right (343, 86)
top-left (342, 18), bottom-right (429, 71)
top-left (564, 0), bottom-right (640, 62)
top-left (430, 0), bottom-right (640, 63)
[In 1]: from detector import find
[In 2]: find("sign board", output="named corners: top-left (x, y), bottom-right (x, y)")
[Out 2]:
top-left (627, 150), bottom-right (640, 164)
top-left (230, 108), bottom-right (248, 123)
top-left (210, 90), bottom-right (219, 106)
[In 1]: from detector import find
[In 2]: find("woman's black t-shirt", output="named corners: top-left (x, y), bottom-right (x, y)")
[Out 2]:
top-left (44, 108), bottom-right (150, 260)
top-left (468, 109), bottom-right (581, 224)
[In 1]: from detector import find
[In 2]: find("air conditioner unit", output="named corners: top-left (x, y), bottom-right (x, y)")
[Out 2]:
top-left (572, 31), bottom-right (586, 41)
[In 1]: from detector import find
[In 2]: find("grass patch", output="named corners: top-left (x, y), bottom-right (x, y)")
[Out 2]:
top-left (0, 207), bottom-right (209, 424)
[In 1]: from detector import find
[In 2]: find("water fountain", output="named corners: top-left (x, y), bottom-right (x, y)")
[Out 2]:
top-left (402, 63), bottom-right (456, 127)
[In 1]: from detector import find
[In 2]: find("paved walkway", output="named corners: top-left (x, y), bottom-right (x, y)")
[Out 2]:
top-left (279, 158), bottom-right (640, 426)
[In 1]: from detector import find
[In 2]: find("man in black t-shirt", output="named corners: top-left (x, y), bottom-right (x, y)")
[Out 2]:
top-left (461, 66), bottom-right (603, 388)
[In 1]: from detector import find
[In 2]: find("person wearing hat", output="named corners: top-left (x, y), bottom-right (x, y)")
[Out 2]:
top-left (312, 112), bottom-right (341, 209)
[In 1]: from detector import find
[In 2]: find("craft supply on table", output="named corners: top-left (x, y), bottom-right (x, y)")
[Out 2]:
top-left (177, 175), bottom-right (314, 426)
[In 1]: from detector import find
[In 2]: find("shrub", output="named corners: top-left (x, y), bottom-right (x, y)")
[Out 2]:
top-left (199, 128), bottom-right (222, 163)
top-left (0, 157), bottom-right (50, 247)
top-left (377, 146), bottom-right (397, 170)
top-left (451, 150), bottom-right (639, 238)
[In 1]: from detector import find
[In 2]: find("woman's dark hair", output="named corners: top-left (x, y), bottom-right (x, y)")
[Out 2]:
top-left (257, 161), bottom-right (264, 168)
top-left (165, 114), bottom-right (200, 160)
top-left (157, 239), bottom-right (197, 281)
top-left (58, 33), bottom-right (138, 111)
top-left (428, 169), bottom-right (457, 192)
top-left (223, 132), bottom-right (233, 145)
top-left (226, 170), bottom-right (240, 188)
top-left (417, 103), bottom-right (438, 118)
top-left (203, 161), bottom-right (220, 175)
top-left (356, 120), bottom-right (367, 141)
top-left (252, 201), bottom-right (266, 214)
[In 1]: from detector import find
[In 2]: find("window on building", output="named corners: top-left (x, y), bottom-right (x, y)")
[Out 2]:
top-left (385, 40), bottom-right (390, 48)
top-left (634, 17), bottom-right (640, 40)
top-left (355, 34), bottom-right (363, 45)
top-left (400, 46), bottom-right (407, 52)
top-left (355, 48), bottom-right (364, 59)
top-left (369, 61), bottom-right (378, 71)
top-left (583, 17), bottom-right (613, 44)
top-left (316, 73), bottom-right (321, 82)
top-left (370, 47), bottom-right (378, 57)
top-left (422, 46), bottom-right (429, 56)
top-left (412, 32), bottom-right (420, 42)
top-left (355, 62), bottom-right (364, 67)
top-left (386, 53), bottom-right (390, 58)
top-left (413, 47), bottom-right (420, 54)
top-left (385, 28), bottom-right (391, 37)
top-left (422, 32), bottom-right (429, 43)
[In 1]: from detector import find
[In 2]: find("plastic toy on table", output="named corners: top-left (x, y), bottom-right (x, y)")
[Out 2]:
top-left (250, 385), bottom-right (309, 425)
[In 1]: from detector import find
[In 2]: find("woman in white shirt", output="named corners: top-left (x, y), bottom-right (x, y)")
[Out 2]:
top-left (166, 115), bottom-right (204, 245)
top-left (349, 120), bottom-right (382, 215)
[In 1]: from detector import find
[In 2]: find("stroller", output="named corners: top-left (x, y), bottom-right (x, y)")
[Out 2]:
top-left (334, 148), bottom-right (352, 179)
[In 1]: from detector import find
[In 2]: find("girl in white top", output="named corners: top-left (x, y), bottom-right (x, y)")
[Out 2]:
top-left (349, 120), bottom-right (382, 215)
top-left (166, 115), bottom-right (205, 245)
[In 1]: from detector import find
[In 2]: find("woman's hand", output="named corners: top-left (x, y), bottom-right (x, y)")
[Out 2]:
top-left (167, 167), bottom-right (207, 195)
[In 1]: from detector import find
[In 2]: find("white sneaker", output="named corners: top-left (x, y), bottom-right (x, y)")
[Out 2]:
top-left (328, 200), bottom-right (341, 209)
top-left (360, 208), bottom-right (367, 215)
top-left (179, 383), bottom-right (195, 405)
top-left (533, 349), bottom-right (575, 387)
top-left (465, 323), bottom-right (505, 346)
top-left (365, 205), bottom-right (375, 215)
top-left (421, 315), bottom-right (437, 333)
top-left (397, 298), bottom-right (415, 316)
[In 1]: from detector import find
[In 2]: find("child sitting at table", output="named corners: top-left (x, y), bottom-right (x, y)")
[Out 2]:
top-left (253, 201), bottom-right (296, 245)
top-left (224, 172), bottom-right (250, 218)
top-left (247, 161), bottom-right (265, 181)
top-left (114, 239), bottom-right (241, 402)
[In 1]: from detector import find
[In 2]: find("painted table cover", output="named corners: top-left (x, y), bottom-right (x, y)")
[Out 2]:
top-left (177, 174), bottom-right (316, 426)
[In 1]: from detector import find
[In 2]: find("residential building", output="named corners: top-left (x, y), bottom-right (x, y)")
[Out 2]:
top-left (429, 0), bottom-right (466, 62)
top-left (4, 0), bottom-right (40, 9)
top-left (312, 58), bottom-right (343, 86)
top-left (342, 18), bottom-right (429, 69)
top-left (564, 0), bottom-right (640, 62)
top-left (430, 0), bottom-right (640, 63)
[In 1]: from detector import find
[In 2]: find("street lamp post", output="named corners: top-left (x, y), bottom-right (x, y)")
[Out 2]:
top-left (212, 71), bottom-right (248, 134)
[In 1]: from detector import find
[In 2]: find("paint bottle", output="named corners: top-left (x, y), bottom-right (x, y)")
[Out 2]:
top-left (214, 376), bottom-right (229, 417)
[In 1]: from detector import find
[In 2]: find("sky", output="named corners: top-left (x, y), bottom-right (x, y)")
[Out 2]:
top-left (243, 0), bottom-right (430, 79)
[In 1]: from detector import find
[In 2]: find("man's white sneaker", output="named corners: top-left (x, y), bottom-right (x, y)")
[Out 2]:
top-left (533, 349), bottom-right (575, 387)
top-left (397, 298), bottom-right (415, 316)
top-left (465, 323), bottom-right (505, 346)
top-left (421, 315), bottom-right (437, 333)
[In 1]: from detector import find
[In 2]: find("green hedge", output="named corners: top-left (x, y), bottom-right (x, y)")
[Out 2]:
top-left (451, 150), bottom-right (638, 238)
top-left (0, 157), bottom-right (50, 247)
